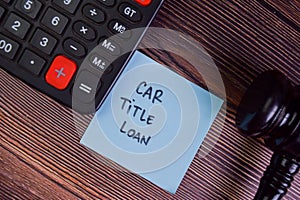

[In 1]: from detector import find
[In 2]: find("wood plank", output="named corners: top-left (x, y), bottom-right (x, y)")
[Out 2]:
top-left (0, 146), bottom-right (79, 199)
top-left (0, 69), bottom-right (172, 199)
top-left (142, 0), bottom-right (299, 108)
top-left (259, 0), bottom-right (300, 30)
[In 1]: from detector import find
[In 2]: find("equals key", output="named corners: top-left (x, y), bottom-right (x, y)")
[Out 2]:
top-left (63, 38), bottom-right (86, 58)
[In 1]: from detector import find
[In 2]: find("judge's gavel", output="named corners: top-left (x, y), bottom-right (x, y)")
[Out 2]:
top-left (235, 70), bottom-right (300, 200)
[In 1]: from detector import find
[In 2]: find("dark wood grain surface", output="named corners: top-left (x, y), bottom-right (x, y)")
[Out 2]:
top-left (1, 0), bottom-right (299, 199)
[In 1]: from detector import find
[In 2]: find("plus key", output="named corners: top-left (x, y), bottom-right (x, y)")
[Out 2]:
top-left (46, 56), bottom-right (77, 90)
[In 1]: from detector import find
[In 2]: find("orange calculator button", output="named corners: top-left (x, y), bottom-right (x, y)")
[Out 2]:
top-left (135, 0), bottom-right (152, 6)
top-left (46, 55), bottom-right (77, 90)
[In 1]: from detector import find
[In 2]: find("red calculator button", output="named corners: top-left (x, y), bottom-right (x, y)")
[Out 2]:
top-left (135, 0), bottom-right (152, 6)
top-left (46, 55), bottom-right (77, 90)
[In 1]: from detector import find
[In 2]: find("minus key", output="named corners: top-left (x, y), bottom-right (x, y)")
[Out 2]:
top-left (63, 39), bottom-right (86, 58)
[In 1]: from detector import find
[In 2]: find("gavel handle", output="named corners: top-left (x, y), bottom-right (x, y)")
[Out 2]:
top-left (254, 152), bottom-right (300, 200)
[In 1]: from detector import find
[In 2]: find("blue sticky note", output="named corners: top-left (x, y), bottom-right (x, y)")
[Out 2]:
top-left (80, 51), bottom-right (223, 193)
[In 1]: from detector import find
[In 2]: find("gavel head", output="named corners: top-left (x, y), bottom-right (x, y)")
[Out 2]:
top-left (236, 70), bottom-right (300, 160)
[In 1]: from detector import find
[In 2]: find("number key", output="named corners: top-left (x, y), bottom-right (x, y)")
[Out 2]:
top-left (41, 8), bottom-right (69, 34)
top-left (30, 29), bottom-right (57, 55)
top-left (4, 13), bottom-right (31, 39)
top-left (53, 0), bottom-right (80, 14)
top-left (0, 34), bottom-right (20, 59)
top-left (15, 0), bottom-right (42, 19)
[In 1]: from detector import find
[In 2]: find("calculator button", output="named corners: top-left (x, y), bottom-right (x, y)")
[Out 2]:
top-left (97, 0), bottom-right (115, 7)
top-left (31, 29), bottom-right (57, 55)
top-left (83, 4), bottom-right (105, 24)
top-left (2, 0), bottom-right (12, 3)
top-left (108, 20), bottom-right (131, 38)
top-left (88, 53), bottom-right (110, 72)
top-left (99, 38), bottom-right (121, 56)
top-left (46, 55), bottom-right (77, 90)
top-left (19, 49), bottom-right (45, 75)
top-left (119, 3), bottom-right (141, 22)
top-left (63, 38), bottom-right (86, 57)
top-left (73, 70), bottom-right (101, 103)
top-left (41, 8), bottom-right (69, 34)
top-left (0, 6), bottom-right (5, 19)
top-left (15, 0), bottom-right (42, 19)
top-left (53, 0), bottom-right (80, 14)
top-left (135, 0), bottom-right (152, 6)
top-left (4, 13), bottom-right (31, 39)
top-left (73, 21), bottom-right (96, 41)
top-left (0, 34), bottom-right (20, 59)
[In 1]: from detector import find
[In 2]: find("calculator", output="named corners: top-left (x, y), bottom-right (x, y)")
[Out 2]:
top-left (0, 0), bottom-right (164, 113)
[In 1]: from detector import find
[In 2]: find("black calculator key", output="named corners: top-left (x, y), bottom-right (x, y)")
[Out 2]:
top-left (88, 53), bottom-right (110, 72)
top-left (53, 0), bottom-right (80, 14)
top-left (73, 70), bottom-right (101, 103)
top-left (41, 8), bottom-right (69, 34)
top-left (83, 4), bottom-right (105, 24)
top-left (15, 0), bottom-right (42, 19)
top-left (97, 0), bottom-right (115, 7)
top-left (0, 6), bottom-right (5, 19)
top-left (73, 21), bottom-right (96, 41)
top-left (63, 38), bottom-right (86, 57)
top-left (4, 13), bottom-right (31, 39)
top-left (99, 38), bottom-right (121, 56)
top-left (19, 49), bottom-right (45, 75)
top-left (108, 20), bottom-right (131, 38)
top-left (2, 0), bottom-right (12, 3)
top-left (30, 29), bottom-right (57, 55)
top-left (119, 3), bottom-right (142, 22)
top-left (0, 34), bottom-right (20, 59)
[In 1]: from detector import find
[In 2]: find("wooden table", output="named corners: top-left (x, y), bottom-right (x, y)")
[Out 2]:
top-left (1, 0), bottom-right (299, 199)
